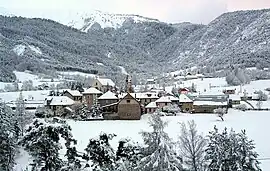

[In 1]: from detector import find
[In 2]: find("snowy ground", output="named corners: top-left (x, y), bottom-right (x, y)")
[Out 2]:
top-left (15, 109), bottom-right (270, 170)
top-left (65, 109), bottom-right (270, 170)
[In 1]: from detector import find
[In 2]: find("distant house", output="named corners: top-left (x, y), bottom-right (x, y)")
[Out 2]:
top-left (155, 96), bottom-right (172, 108)
top-left (92, 77), bottom-right (115, 93)
top-left (146, 78), bottom-right (155, 85)
top-left (45, 96), bottom-right (74, 112)
top-left (145, 102), bottom-right (157, 114)
top-left (118, 93), bottom-right (141, 120)
top-left (98, 91), bottom-right (119, 107)
top-left (179, 94), bottom-right (193, 112)
top-left (82, 87), bottom-right (103, 106)
top-left (179, 88), bottom-right (189, 94)
top-left (223, 88), bottom-right (236, 95)
top-left (229, 94), bottom-right (241, 105)
top-left (192, 95), bottom-right (228, 113)
top-left (63, 90), bottom-right (82, 102)
top-left (193, 101), bottom-right (228, 113)
top-left (118, 92), bottom-right (159, 106)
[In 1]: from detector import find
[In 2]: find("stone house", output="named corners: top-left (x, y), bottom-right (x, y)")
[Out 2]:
top-left (118, 92), bottom-right (159, 106)
top-left (192, 95), bottom-right (228, 113)
top-left (92, 77), bottom-right (115, 93)
top-left (63, 90), bottom-right (82, 102)
top-left (98, 91), bottom-right (119, 107)
top-left (45, 96), bottom-right (74, 113)
top-left (82, 87), bottom-right (103, 106)
top-left (193, 101), bottom-right (228, 113)
top-left (145, 102), bottom-right (157, 114)
top-left (155, 96), bottom-right (172, 108)
top-left (179, 94), bottom-right (193, 112)
top-left (118, 93), bottom-right (141, 120)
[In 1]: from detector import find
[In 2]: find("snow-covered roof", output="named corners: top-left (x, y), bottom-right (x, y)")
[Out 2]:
top-left (83, 87), bottom-right (102, 94)
top-left (48, 96), bottom-right (74, 106)
top-left (64, 90), bottom-right (82, 97)
top-left (155, 96), bottom-right (172, 103)
top-left (167, 95), bottom-right (179, 101)
top-left (229, 94), bottom-right (241, 101)
top-left (118, 92), bottom-right (159, 99)
top-left (97, 78), bottom-right (115, 86)
top-left (179, 94), bottom-right (193, 103)
top-left (98, 91), bottom-right (118, 100)
top-left (145, 102), bottom-right (157, 108)
top-left (193, 101), bottom-right (227, 106)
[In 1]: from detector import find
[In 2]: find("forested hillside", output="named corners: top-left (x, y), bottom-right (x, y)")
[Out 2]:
top-left (1, 8), bottom-right (270, 81)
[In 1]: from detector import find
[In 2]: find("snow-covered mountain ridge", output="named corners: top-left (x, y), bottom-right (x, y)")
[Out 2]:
top-left (64, 10), bottom-right (159, 32)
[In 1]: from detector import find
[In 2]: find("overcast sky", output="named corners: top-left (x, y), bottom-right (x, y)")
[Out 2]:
top-left (1, 0), bottom-right (270, 24)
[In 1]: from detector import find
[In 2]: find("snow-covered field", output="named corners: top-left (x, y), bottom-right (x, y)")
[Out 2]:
top-left (15, 110), bottom-right (270, 170)
top-left (66, 110), bottom-right (270, 170)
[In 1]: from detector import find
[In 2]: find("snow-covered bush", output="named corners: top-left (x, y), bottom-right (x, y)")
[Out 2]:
top-left (35, 106), bottom-right (54, 118)
top-left (162, 104), bottom-right (180, 115)
top-left (235, 104), bottom-right (247, 111)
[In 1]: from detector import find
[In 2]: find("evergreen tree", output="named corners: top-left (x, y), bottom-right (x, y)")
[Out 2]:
top-left (15, 91), bottom-right (26, 136)
top-left (116, 138), bottom-right (142, 171)
top-left (178, 120), bottom-right (207, 171)
top-left (84, 133), bottom-right (117, 171)
top-left (19, 119), bottom-right (77, 171)
top-left (0, 101), bottom-right (17, 170)
top-left (136, 114), bottom-right (183, 171)
top-left (205, 126), bottom-right (261, 171)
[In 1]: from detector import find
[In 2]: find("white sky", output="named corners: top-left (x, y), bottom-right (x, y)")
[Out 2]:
top-left (1, 0), bottom-right (270, 24)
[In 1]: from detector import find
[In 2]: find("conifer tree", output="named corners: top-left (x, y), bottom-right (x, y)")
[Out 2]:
top-left (19, 119), bottom-right (78, 171)
top-left (205, 126), bottom-right (261, 171)
top-left (85, 133), bottom-right (117, 171)
top-left (0, 101), bottom-right (17, 170)
top-left (136, 114), bottom-right (183, 171)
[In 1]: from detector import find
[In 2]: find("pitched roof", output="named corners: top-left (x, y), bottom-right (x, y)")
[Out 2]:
top-left (118, 92), bottom-right (159, 99)
top-left (229, 94), bottom-right (241, 101)
top-left (145, 102), bottom-right (157, 108)
top-left (179, 94), bottom-right (193, 103)
top-left (64, 90), bottom-right (82, 97)
top-left (48, 96), bottom-right (74, 106)
top-left (155, 96), bottom-right (172, 103)
top-left (83, 87), bottom-right (102, 94)
top-left (167, 95), bottom-right (179, 101)
top-left (119, 93), bottom-right (140, 104)
top-left (98, 91), bottom-right (118, 100)
top-left (193, 100), bottom-right (227, 106)
top-left (97, 78), bottom-right (115, 86)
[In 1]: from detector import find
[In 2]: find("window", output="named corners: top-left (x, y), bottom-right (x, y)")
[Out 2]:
top-left (127, 100), bottom-right (130, 103)
top-left (96, 82), bottom-right (98, 85)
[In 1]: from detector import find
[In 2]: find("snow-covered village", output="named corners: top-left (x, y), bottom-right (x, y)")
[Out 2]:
top-left (1, 1), bottom-right (270, 171)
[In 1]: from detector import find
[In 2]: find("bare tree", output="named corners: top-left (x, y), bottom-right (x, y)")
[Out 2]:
top-left (178, 120), bottom-right (207, 171)
top-left (213, 108), bottom-right (227, 121)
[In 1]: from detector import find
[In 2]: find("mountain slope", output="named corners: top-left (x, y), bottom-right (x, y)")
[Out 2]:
top-left (63, 10), bottom-right (159, 32)
top-left (154, 9), bottom-right (270, 72)
top-left (0, 16), bottom-right (174, 82)
top-left (1, 8), bottom-right (270, 82)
